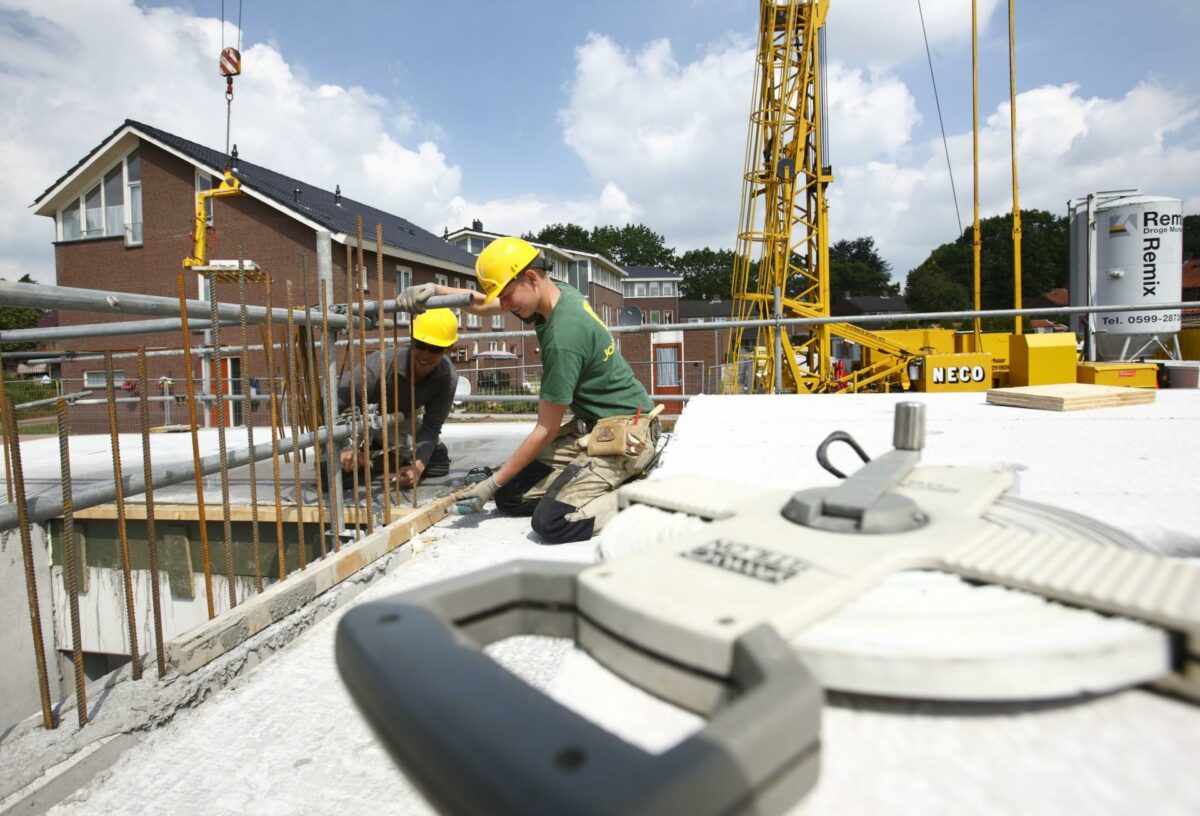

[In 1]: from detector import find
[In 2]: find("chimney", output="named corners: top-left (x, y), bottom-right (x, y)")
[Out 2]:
top-left (334, 185), bottom-right (342, 206)
top-left (293, 188), bottom-right (302, 203)
top-left (229, 144), bottom-right (239, 172)
top-left (472, 218), bottom-right (483, 231)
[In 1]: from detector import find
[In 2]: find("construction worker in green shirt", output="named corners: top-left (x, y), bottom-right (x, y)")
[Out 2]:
top-left (397, 236), bottom-right (659, 543)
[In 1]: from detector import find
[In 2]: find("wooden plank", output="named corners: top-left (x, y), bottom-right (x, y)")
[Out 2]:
top-left (164, 493), bottom-right (458, 675)
top-left (987, 383), bottom-right (1156, 412)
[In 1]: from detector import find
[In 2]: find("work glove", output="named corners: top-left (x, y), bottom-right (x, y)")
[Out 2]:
top-left (395, 283), bottom-right (438, 314)
top-left (449, 474), bottom-right (502, 515)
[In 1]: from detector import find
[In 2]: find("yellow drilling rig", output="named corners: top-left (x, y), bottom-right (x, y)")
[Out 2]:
top-left (725, 0), bottom-right (995, 395)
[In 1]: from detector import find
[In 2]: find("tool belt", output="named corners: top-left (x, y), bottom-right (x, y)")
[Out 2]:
top-left (583, 404), bottom-right (663, 457)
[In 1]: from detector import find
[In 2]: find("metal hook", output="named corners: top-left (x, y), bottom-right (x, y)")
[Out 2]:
top-left (815, 430), bottom-right (871, 479)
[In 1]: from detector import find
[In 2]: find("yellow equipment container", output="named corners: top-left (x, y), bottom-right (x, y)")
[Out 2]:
top-left (1010, 333), bottom-right (1077, 386)
top-left (917, 352), bottom-right (993, 392)
top-left (1076, 362), bottom-right (1158, 388)
top-left (956, 331), bottom-right (1012, 387)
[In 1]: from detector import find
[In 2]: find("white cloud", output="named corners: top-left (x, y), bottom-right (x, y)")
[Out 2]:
top-left (0, 0), bottom-right (478, 282)
top-left (828, 0), bottom-right (1004, 70)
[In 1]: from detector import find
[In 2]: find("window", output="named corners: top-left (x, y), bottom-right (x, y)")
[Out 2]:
top-left (491, 313), bottom-right (505, 329)
top-left (103, 166), bottom-right (123, 235)
top-left (61, 200), bottom-right (81, 240)
top-left (435, 274), bottom-right (448, 287)
top-left (395, 266), bottom-right (412, 324)
top-left (453, 277), bottom-right (461, 289)
top-left (662, 282), bottom-right (674, 297)
top-left (84, 183), bottom-right (103, 237)
top-left (84, 369), bottom-right (125, 388)
top-left (488, 341), bottom-right (498, 352)
top-left (634, 283), bottom-right (647, 298)
top-left (195, 170), bottom-right (217, 226)
top-left (57, 150), bottom-right (141, 244)
top-left (650, 310), bottom-right (662, 324)
top-left (126, 149), bottom-right (142, 245)
top-left (664, 310), bottom-right (673, 324)
top-left (465, 282), bottom-right (480, 327)
top-left (688, 317), bottom-right (704, 323)
top-left (649, 282), bottom-right (660, 297)
top-left (655, 346), bottom-right (680, 387)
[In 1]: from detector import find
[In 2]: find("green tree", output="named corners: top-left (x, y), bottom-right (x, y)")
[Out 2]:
top-left (913, 209), bottom-right (1068, 310)
top-left (1184, 214), bottom-right (1200, 260)
top-left (526, 223), bottom-right (594, 252)
top-left (677, 248), bottom-right (735, 300)
top-left (829, 236), bottom-right (899, 297)
top-left (528, 222), bottom-right (677, 269)
top-left (0, 274), bottom-right (44, 353)
top-left (904, 261), bottom-right (969, 314)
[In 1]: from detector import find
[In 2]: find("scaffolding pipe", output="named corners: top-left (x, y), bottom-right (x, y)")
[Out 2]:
top-left (0, 280), bottom-right (472, 334)
top-left (0, 317), bottom-right (237, 344)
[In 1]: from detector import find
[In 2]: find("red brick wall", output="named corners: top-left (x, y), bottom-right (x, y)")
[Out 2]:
top-left (50, 140), bottom-right (468, 432)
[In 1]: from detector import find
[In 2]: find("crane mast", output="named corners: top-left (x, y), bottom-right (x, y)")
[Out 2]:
top-left (726, 0), bottom-right (920, 394)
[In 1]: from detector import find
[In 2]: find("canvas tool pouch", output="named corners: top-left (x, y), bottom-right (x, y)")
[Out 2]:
top-left (586, 414), bottom-right (650, 457)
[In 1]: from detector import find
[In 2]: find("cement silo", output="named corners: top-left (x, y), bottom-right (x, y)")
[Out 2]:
top-left (1069, 191), bottom-right (1184, 361)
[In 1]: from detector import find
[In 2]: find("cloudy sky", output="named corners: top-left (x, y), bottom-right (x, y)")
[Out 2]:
top-left (2, 0), bottom-right (1198, 285)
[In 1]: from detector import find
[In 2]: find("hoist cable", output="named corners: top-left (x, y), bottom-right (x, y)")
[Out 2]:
top-left (917, 0), bottom-right (964, 238)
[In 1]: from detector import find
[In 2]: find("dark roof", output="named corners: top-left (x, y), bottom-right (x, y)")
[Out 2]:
top-left (679, 298), bottom-right (735, 319)
top-left (624, 265), bottom-right (680, 280)
top-left (1183, 259), bottom-right (1200, 289)
top-left (39, 120), bottom-right (476, 271)
top-left (833, 295), bottom-right (908, 314)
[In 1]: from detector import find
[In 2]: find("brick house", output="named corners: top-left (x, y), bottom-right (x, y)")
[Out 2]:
top-left (30, 119), bottom-right (490, 430)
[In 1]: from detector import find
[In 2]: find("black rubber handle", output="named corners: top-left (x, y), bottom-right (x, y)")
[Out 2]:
top-left (336, 560), bottom-right (822, 816)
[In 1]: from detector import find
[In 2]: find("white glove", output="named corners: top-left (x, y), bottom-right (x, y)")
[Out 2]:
top-left (450, 474), bottom-right (502, 515)
top-left (395, 283), bottom-right (438, 314)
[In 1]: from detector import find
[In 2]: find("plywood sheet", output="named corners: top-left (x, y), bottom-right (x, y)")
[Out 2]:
top-left (986, 382), bottom-right (1156, 411)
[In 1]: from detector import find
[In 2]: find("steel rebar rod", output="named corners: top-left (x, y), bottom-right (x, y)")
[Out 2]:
top-left (55, 398), bottom-right (88, 722)
top-left (356, 218), bottom-right (374, 533)
top-left (0, 413), bottom-right (393, 532)
top-left (263, 275), bottom-right (287, 582)
top-left (0, 375), bottom-right (14, 503)
top-left (2, 399), bottom-right (54, 729)
top-left (391, 300), bottom-right (401, 507)
top-left (208, 279), bottom-right (238, 609)
top-left (320, 286), bottom-right (342, 551)
top-left (237, 252), bottom-right (263, 592)
top-left (136, 349), bottom-right (166, 677)
top-left (375, 224), bottom-right (392, 523)
top-left (345, 242), bottom-right (360, 536)
top-left (104, 351), bottom-right (142, 679)
top-left (285, 283), bottom-right (307, 570)
top-left (176, 273), bottom-right (216, 619)
top-left (301, 261), bottom-right (328, 558)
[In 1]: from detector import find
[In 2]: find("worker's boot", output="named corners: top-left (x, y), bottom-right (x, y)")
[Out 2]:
top-left (424, 442), bottom-right (451, 478)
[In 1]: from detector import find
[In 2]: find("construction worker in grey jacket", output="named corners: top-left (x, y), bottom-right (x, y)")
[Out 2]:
top-left (337, 308), bottom-right (458, 487)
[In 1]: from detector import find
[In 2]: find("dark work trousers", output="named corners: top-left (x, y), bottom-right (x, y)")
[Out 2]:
top-left (494, 417), bottom-right (659, 544)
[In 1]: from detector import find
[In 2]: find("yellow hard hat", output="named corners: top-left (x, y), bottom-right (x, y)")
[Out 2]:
top-left (412, 308), bottom-right (458, 348)
top-left (475, 236), bottom-right (541, 304)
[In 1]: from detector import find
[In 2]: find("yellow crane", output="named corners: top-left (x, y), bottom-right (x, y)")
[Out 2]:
top-left (725, 0), bottom-right (924, 394)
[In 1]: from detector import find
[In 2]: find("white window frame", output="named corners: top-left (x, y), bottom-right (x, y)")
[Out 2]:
top-left (84, 369), bottom-right (126, 388)
top-left (195, 169), bottom-right (217, 226)
top-left (465, 282), bottom-right (480, 328)
top-left (58, 152), bottom-right (141, 244)
top-left (487, 341), bottom-right (498, 352)
top-left (491, 313), bottom-right (505, 329)
top-left (395, 265), bottom-right (412, 324)
top-left (435, 274), bottom-right (449, 287)
top-left (634, 283), bottom-right (647, 298)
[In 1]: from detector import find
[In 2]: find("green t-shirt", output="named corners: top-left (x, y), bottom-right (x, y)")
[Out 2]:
top-left (529, 282), bottom-right (652, 423)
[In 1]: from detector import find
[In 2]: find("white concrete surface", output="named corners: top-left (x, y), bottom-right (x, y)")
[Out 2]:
top-left (2, 395), bottom-right (1198, 815)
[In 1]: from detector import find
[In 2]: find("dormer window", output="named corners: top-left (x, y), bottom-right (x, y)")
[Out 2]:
top-left (57, 148), bottom-right (142, 245)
